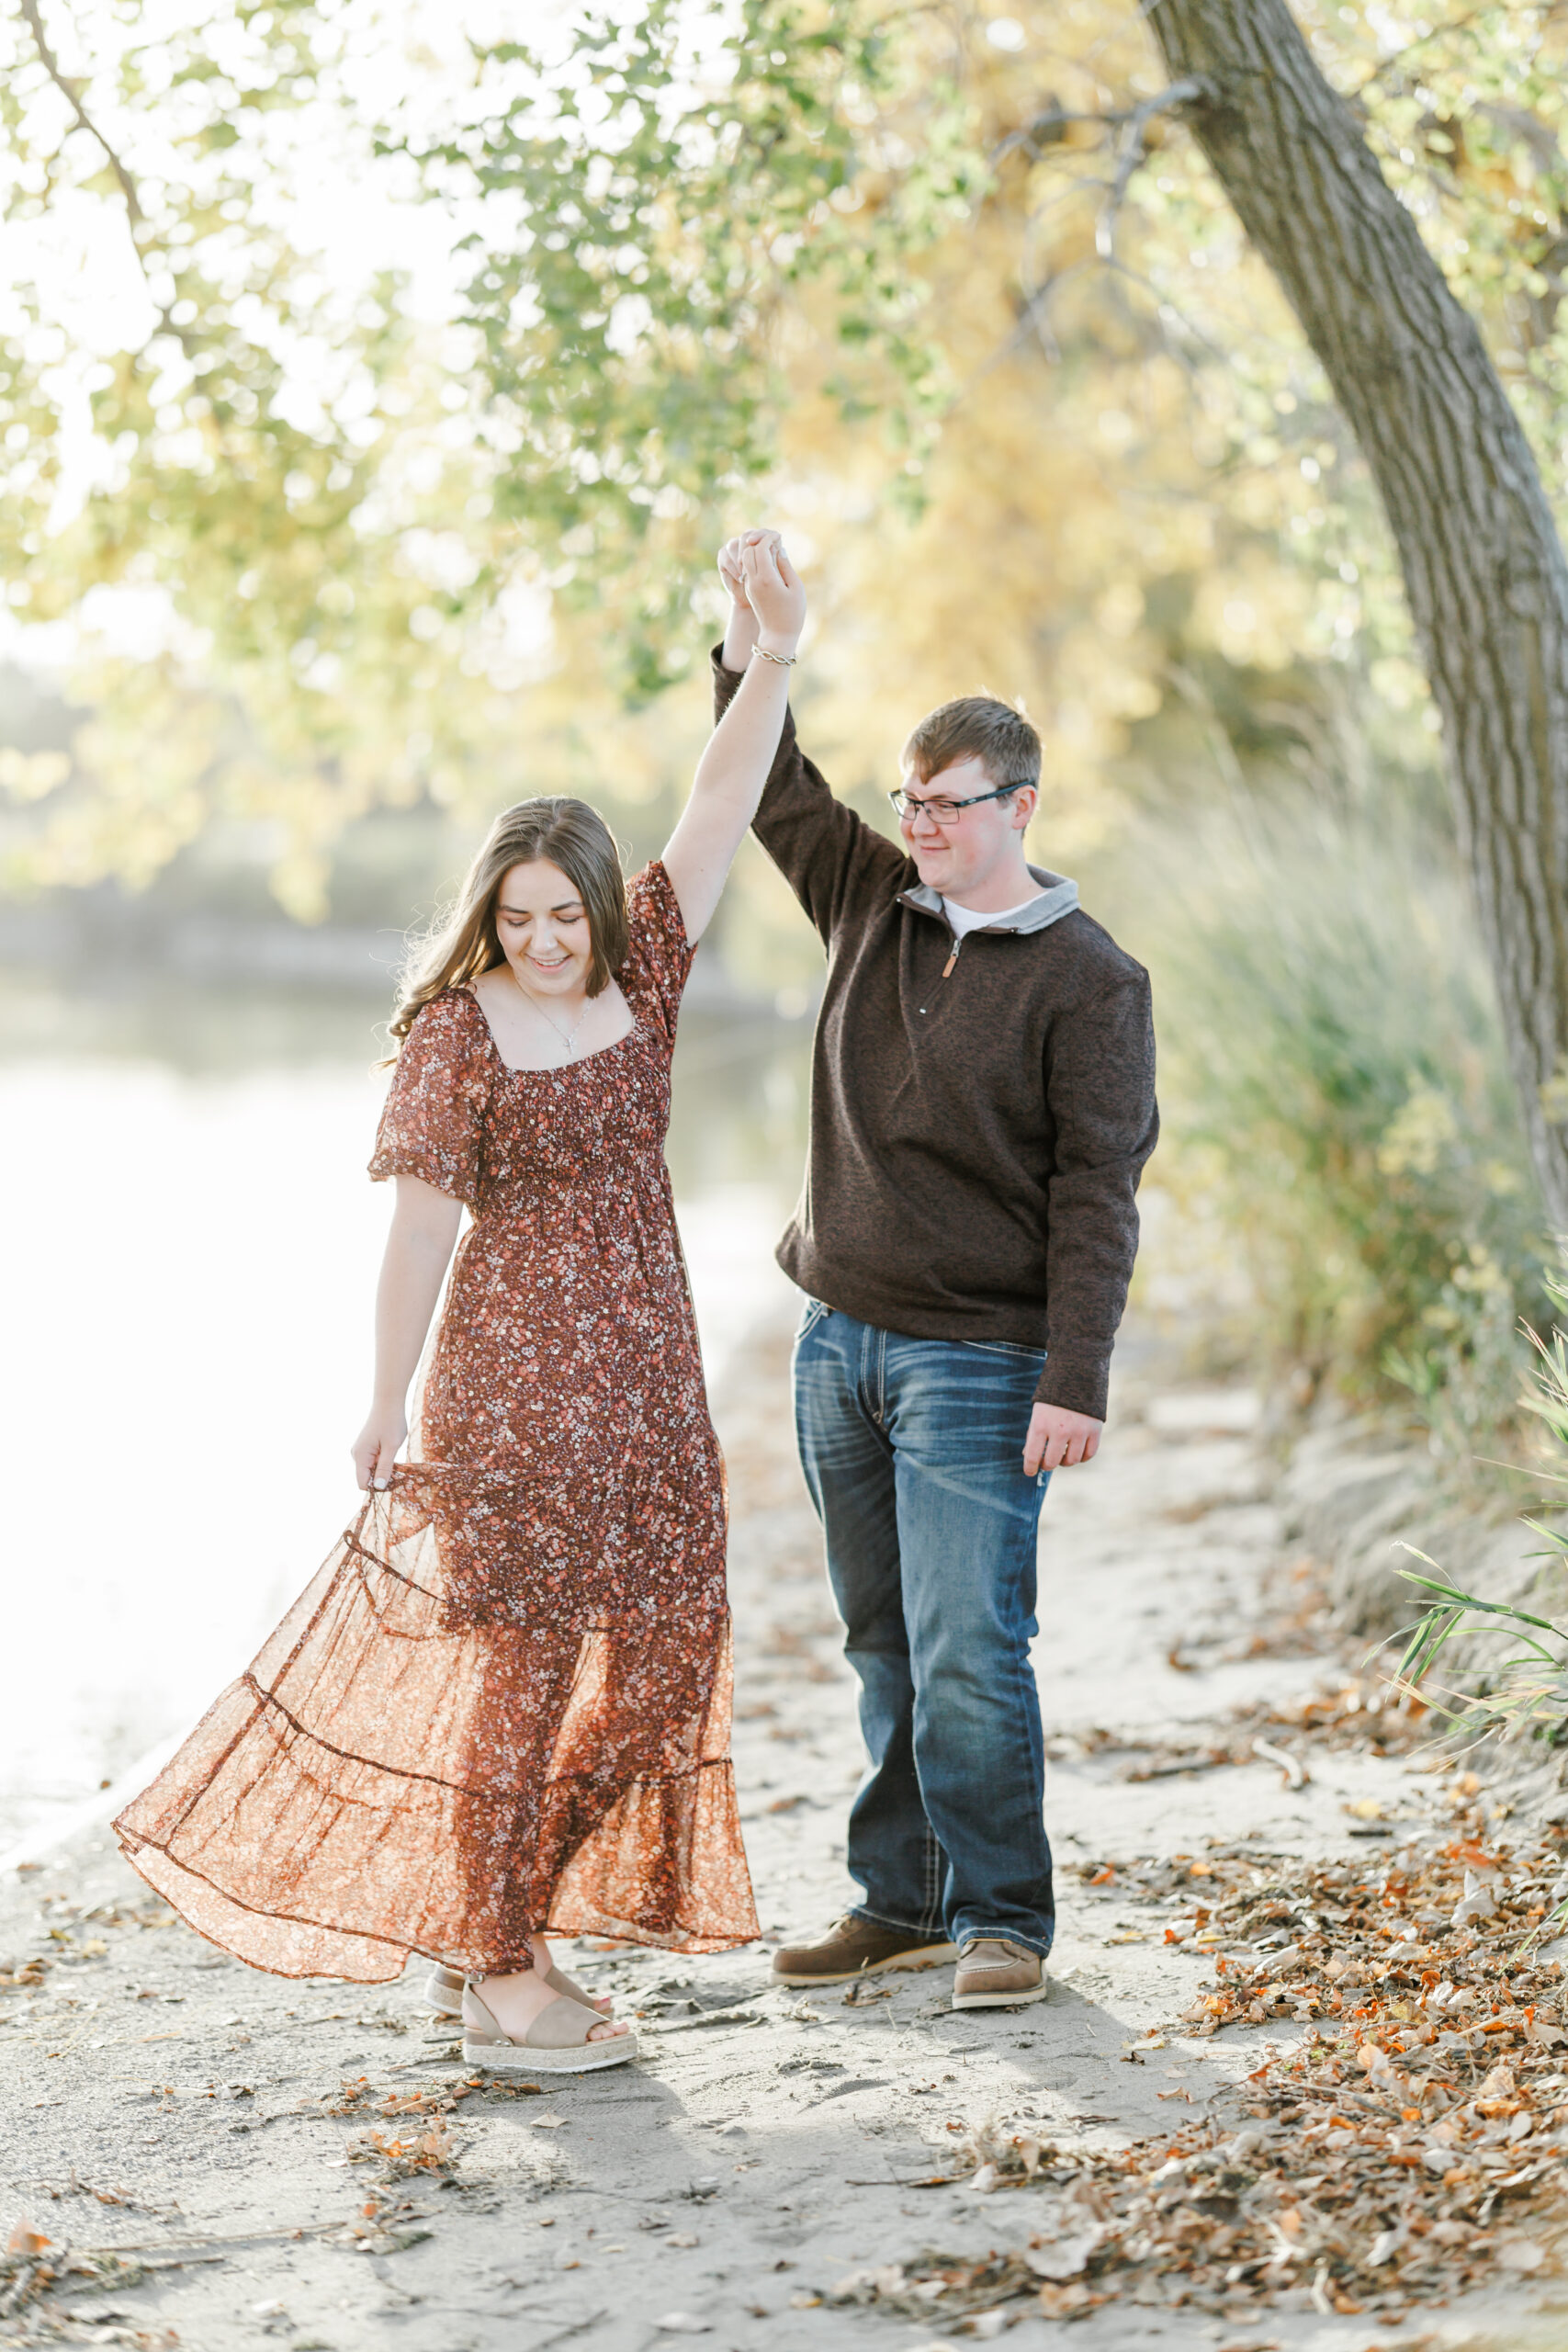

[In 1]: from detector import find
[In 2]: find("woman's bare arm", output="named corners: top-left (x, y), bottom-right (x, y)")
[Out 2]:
top-left (351, 1175), bottom-right (464, 1490)
top-left (661, 531), bottom-right (807, 942)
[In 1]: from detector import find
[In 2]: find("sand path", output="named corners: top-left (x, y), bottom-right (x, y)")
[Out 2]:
top-left (0, 1313), bottom-right (1552, 2351)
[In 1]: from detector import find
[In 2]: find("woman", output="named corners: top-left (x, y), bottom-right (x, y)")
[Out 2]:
top-left (115, 531), bottom-right (806, 2074)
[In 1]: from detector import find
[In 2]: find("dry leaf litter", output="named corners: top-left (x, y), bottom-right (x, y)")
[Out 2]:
top-left (1050, 1673), bottom-right (1431, 1790)
top-left (834, 1806), bottom-right (1568, 2327)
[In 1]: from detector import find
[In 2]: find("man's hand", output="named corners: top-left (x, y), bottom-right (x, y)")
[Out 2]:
top-left (1024, 1403), bottom-right (1102, 1477)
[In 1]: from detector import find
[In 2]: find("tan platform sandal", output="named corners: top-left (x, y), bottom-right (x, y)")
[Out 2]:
top-left (423, 1960), bottom-right (612, 2018)
top-left (461, 1983), bottom-right (637, 2075)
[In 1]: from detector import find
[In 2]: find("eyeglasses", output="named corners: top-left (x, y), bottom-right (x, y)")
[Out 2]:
top-left (887, 784), bottom-right (1025, 825)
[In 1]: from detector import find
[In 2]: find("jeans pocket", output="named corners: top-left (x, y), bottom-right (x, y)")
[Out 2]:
top-left (795, 1296), bottom-right (832, 1342)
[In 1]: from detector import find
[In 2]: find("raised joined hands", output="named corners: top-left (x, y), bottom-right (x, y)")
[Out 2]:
top-left (717, 528), bottom-right (806, 650)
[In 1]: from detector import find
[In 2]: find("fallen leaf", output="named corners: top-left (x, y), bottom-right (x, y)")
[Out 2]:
top-left (1026, 2226), bottom-right (1104, 2283)
top-left (1495, 2235), bottom-right (1547, 2273)
top-left (1037, 2281), bottom-right (1105, 2318)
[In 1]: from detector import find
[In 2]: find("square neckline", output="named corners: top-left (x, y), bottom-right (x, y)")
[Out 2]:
top-left (463, 980), bottom-right (642, 1077)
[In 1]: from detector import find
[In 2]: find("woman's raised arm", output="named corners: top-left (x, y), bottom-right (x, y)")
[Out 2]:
top-left (661, 531), bottom-right (807, 942)
top-left (351, 1174), bottom-right (464, 1490)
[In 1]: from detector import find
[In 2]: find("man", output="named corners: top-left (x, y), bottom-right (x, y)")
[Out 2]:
top-left (715, 531), bottom-right (1158, 2009)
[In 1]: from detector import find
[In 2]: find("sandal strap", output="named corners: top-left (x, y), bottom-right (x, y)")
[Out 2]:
top-left (462, 1984), bottom-right (610, 2051)
top-left (526, 1993), bottom-right (612, 2050)
top-left (462, 1986), bottom-right (505, 2039)
top-left (547, 1964), bottom-right (610, 2010)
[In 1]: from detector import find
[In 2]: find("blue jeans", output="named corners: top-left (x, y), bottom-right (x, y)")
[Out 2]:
top-left (792, 1303), bottom-right (1054, 1957)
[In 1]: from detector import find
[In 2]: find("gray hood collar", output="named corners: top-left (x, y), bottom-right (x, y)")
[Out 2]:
top-left (896, 863), bottom-right (1079, 935)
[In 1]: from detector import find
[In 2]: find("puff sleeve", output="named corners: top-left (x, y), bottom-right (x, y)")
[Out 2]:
top-left (617, 860), bottom-right (697, 1048)
top-left (368, 990), bottom-right (491, 1208)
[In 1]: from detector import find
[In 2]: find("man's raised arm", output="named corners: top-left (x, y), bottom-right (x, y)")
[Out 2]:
top-left (715, 530), bottom-right (905, 944)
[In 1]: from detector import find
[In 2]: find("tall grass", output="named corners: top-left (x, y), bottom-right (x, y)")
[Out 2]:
top-left (1121, 783), bottom-right (1549, 1452)
top-left (1393, 1271), bottom-right (1568, 1747)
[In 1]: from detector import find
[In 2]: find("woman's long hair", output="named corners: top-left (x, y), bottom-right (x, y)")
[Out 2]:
top-left (388, 797), bottom-right (629, 1048)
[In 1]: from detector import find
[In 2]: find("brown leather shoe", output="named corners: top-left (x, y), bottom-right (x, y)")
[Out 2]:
top-left (951, 1936), bottom-right (1047, 2009)
top-left (772, 1913), bottom-right (957, 1987)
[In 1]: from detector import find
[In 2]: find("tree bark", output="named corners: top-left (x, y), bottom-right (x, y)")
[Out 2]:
top-left (1149, 0), bottom-right (1568, 1230)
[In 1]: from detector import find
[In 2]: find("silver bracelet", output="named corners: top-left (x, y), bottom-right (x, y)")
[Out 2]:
top-left (750, 643), bottom-right (797, 668)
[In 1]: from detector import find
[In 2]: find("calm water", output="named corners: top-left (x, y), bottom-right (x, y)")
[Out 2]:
top-left (0, 971), bottom-right (812, 1853)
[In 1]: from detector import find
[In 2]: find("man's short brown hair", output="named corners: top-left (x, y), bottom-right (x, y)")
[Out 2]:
top-left (901, 695), bottom-right (1041, 794)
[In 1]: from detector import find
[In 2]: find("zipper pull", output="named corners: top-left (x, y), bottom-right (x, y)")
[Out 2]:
top-left (942, 934), bottom-right (962, 980)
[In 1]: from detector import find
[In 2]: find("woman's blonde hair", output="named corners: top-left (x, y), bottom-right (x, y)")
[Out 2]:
top-left (388, 797), bottom-right (628, 1047)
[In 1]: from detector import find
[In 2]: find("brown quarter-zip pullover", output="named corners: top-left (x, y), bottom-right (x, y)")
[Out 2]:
top-left (714, 650), bottom-right (1158, 1421)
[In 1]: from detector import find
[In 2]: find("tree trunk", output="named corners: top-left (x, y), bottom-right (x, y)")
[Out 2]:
top-left (1150, 0), bottom-right (1568, 1231)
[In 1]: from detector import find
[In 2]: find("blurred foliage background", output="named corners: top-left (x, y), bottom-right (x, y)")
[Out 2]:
top-left (4, 0), bottom-right (1567, 1458)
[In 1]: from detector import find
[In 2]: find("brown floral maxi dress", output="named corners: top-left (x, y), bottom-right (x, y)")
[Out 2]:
top-left (116, 864), bottom-right (758, 1978)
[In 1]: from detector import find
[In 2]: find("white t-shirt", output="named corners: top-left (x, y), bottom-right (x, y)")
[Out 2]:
top-left (942, 891), bottom-right (1049, 940)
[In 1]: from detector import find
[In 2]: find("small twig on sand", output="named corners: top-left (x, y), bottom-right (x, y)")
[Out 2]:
top-left (1252, 1736), bottom-right (1306, 1789)
top-left (536, 2312), bottom-right (610, 2350)
top-left (842, 2172), bottom-right (965, 2188)
top-left (641, 2002), bottom-right (763, 2034)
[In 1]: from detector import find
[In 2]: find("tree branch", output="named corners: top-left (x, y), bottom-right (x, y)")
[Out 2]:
top-left (993, 79), bottom-right (1205, 173)
top-left (18, 0), bottom-right (145, 226)
top-left (17, 0), bottom-right (208, 360)
top-left (1098, 79), bottom-right (1207, 260)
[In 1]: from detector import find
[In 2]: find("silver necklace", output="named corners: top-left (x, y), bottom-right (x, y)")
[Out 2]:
top-left (517, 980), bottom-right (588, 1058)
